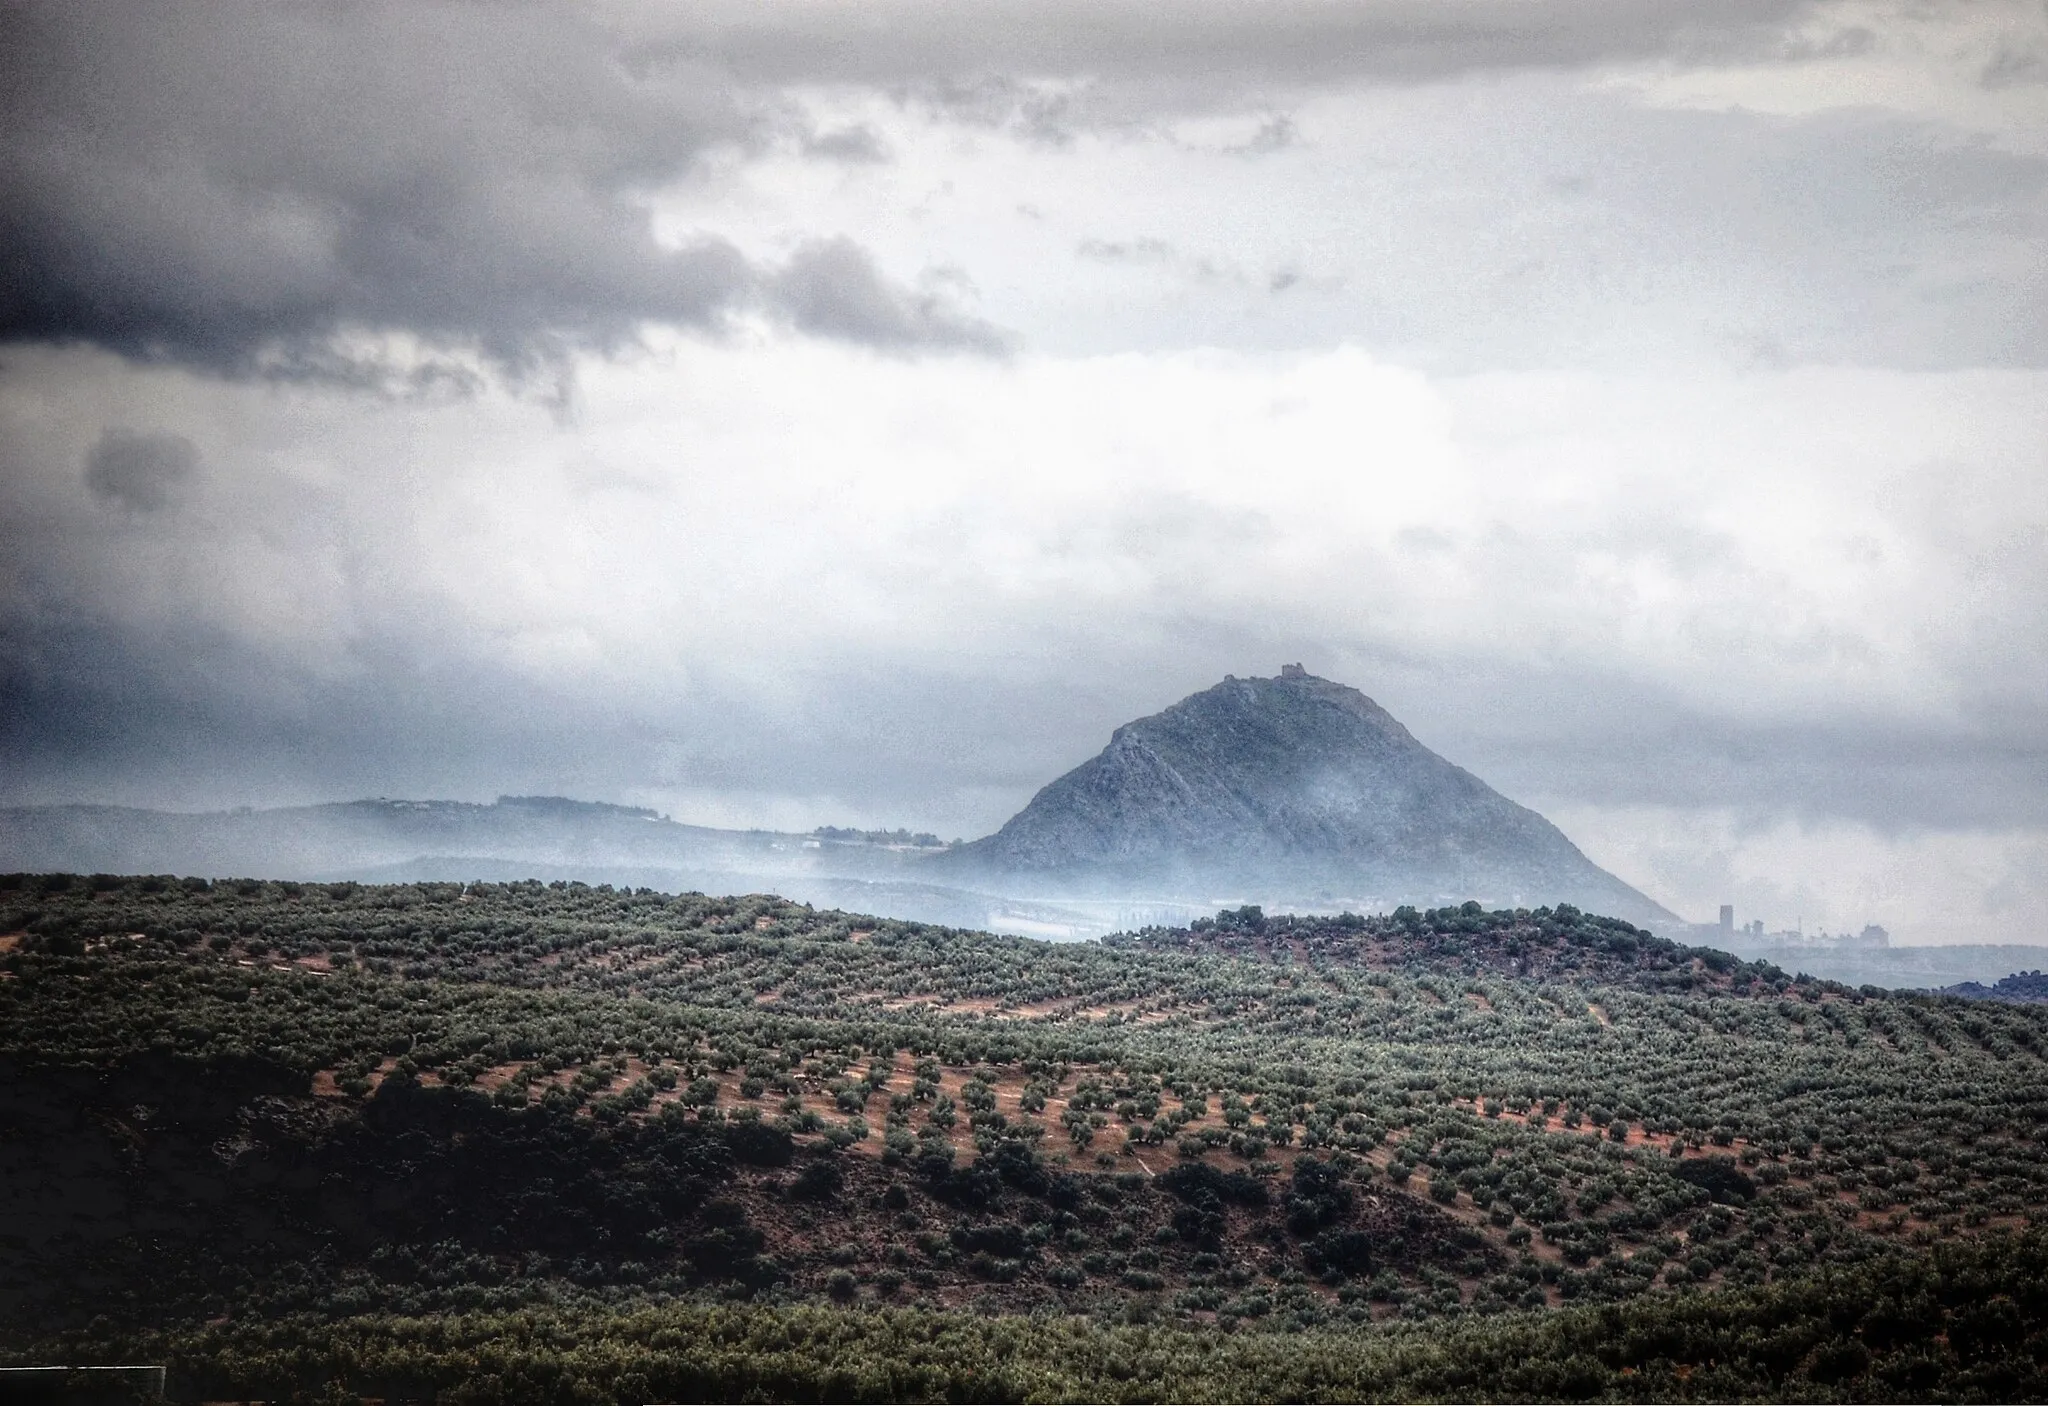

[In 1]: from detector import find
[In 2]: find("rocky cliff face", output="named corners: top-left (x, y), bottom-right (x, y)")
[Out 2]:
top-left (945, 667), bottom-right (1676, 926)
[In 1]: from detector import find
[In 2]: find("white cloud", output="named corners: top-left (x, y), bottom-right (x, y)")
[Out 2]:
top-left (1615, 0), bottom-right (2048, 156)
top-left (663, 68), bottom-right (2048, 372)
top-left (4, 0), bottom-right (2045, 942)
top-left (10, 340), bottom-right (2044, 709)
top-left (1554, 804), bottom-right (2048, 946)
top-left (4, 338), bottom-right (2043, 884)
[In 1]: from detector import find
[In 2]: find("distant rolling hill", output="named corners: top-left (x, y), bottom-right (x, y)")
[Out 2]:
top-left (1707, 938), bottom-right (2048, 992)
top-left (0, 794), bottom-right (790, 881)
top-left (0, 668), bottom-right (1686, 936)
top-left (1937, 968), bottom-right (2048, 1003)
top-left (0, 795), bottom-right (1120, 936)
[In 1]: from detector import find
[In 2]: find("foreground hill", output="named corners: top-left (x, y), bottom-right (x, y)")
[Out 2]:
top-left (2, 874), bottom-right (2045, 1401)
top-left (943, 668), bottom-right (1677, 929)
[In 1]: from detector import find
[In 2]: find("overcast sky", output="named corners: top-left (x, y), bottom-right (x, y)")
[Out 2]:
top-left (3, 0), bottom-right (2045, 941)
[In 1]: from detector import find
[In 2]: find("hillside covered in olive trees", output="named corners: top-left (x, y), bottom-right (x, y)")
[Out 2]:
top-left (3, 874), bottom-right (2046, 1401)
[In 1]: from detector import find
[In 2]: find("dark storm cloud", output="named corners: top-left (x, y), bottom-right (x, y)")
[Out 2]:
top-left (0, 1), bottom-right (998, 380)
top-left (8, 591), bottom-right (2048, 838)
top-left (0, 0), bottom-right (1915, 380)
top-left (82, 430), bottom-right (198, 513)
top-left (0, 609), bottom-right (568, 810)
top-left (770, 239), bottom-right (1009, 354)
top-left (1982, 33), bottom-right (2048, 87)
top-left (656, 0), bottom-right (1819, 148)
top-left (664, 0), bottom-right (1821, 93)
top-left (0, 594), bottom-right (1060, 821)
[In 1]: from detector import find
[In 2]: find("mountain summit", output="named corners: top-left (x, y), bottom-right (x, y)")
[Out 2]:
top-left (947, 667), bottom-right (1676, 926)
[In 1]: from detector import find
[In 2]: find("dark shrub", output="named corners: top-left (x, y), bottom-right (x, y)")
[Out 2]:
top-left (790, 1159), bottom-right (844, 1201)
top-left (1304, 1228), bottom-right (1380, 1279)
top-left (1286, 1157), bottom-right (1353, 1235)
top-left (1674, 1155), bottom-right (1756, 1204)
top-left (921, 1158), bottom-right (1001, 1210)
top-left (986, 1139), bottom-right (1049, 1195)
top-left (1159, 1162), bottom-right (1268, 1208)
top-left (952, 1221), bottom-right (1031, 1259)
top-left (722, 1120), bottom-right (795, 1167)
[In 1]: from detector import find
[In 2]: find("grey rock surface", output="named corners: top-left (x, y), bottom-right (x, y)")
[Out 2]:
top-left (941, 667), bottom-right (1678, 927)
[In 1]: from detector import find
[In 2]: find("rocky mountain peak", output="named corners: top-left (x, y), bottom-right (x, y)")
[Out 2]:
top-left (948, 668), bottom-right (1676, 926)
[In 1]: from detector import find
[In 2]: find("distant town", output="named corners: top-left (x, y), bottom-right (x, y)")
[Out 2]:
top-left (1706, 904), bottom-right (1891, 951)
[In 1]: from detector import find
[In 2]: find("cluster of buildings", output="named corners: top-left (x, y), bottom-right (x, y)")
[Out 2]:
top-left (1709, 904), bottom-right (1890, 951)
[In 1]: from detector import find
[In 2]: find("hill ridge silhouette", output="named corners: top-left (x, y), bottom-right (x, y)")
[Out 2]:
top-left (945, 666), bottom-right (1676, 927)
